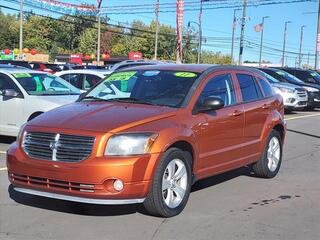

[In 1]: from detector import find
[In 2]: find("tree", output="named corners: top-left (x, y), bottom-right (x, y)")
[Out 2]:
top-left (78, 27), bottom-right (97, 55)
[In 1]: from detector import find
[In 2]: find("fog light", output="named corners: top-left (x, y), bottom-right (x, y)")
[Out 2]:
top-left (113, 179), bottom-right (124, 191)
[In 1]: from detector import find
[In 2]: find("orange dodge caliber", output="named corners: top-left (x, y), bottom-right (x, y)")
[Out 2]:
top-left (7, 65), bottom-right (286, 217)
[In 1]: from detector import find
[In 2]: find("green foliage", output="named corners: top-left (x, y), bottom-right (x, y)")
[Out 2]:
top-left (0, 8), bottom-right (231, 64)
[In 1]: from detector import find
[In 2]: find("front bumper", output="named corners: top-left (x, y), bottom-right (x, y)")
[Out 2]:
top-left (7, 142), bottom-right (161, 204)
top-left (307, 91), bottom-right (320, 107)
top-left (13, 187), bottom-right (145, 204)
top-left (281, 91), bottom-right (308, 109)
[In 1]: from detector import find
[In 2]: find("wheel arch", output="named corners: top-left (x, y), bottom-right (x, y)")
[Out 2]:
top-left (27, 111), bottom-right (44, 121)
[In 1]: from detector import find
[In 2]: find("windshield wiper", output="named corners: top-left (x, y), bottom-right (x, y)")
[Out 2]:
top-left (108, 97), bottom-right (162, 106)
top-left (81, 96), bottom-right (109, 101)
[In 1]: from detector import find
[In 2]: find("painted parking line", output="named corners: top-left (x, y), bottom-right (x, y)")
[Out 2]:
top-left (285, 113), bottom-right (320, 121)
top-left (0, 167), bottom-right (7, 171)
top-left (0, 150), bottom-right (7, 154)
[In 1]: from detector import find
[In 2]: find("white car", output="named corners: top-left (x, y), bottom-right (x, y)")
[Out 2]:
top-left (0, 68), bottom-right (80, 137)
top-left (55, 70), bottom-right (108, 92)
top-left (259, 70), bottom-right (308, 111)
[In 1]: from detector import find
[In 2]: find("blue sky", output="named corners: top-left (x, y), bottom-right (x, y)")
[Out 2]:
top-left (2, 0), bottom-right (318, 66)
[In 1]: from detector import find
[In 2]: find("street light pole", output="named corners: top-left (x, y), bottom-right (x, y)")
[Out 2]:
top-left (281, 21), bottom-right (291, 67)
top-left (298, 25), bottom-right (306, 68)
top-left (154, 0), bottom-right (159, 60)
top-left (259, 16), bottom-right (269, 67)
top-left (97, 0), bottom-right (103, 64)
top-left (19, 0), bottom-right (24, 60)
top-left (231, 9), bottom-right (240, 64)
top-left (315, 0), bottom-right (320, 69)
top-left (238, 0), bottom-right (247, 66)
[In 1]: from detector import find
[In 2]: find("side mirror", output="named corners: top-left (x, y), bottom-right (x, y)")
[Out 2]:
top-left (2, 89), bottom-right (19, 98)
top-left (197, 97), bottom-right (225, 113)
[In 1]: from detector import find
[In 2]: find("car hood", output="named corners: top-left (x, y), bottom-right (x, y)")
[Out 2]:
top-left (31, 95), bottom-right (79, 106)
top-left (29, 102), bottom-right (177, 133)
top-left (271, 82), bottom-right (298, 89)
top-left (300, 82), bottom-right (320, 89)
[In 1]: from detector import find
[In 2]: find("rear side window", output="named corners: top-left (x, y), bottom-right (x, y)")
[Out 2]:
top-left (237, 74), bottom-right (263, 102)
top-left (60, 74), bottom-right (82, 89)
top-left (83, 74), bottom-right (102, 90)
top-left (258, 78), bottom-right (273, 97)
top-left (199, 74), bottom-right (236, 106)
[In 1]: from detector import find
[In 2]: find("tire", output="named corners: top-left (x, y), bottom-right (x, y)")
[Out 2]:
top-left (252, 130), bottom-right (283, 178)
top-left (305, 106), bottom-right (315, 111)
top-left (143, 148), bottom-right (192, 217)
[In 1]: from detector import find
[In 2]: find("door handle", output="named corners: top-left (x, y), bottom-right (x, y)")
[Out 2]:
top-left (230, 110), bottom-right (243, 116)
top-left (262, 104), bottom-right (270, 109)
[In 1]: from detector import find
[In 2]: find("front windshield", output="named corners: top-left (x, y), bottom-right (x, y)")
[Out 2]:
top-left (12, 72), bottom-right (80, 95)
top-left (309, 71), bottom-right (320, 83)
top-left (84, 70), bottom-right (199, 108)
top-left (274, 69), bottom-right (304, 84)
top-left (260, 72), bottom-right (279, 83)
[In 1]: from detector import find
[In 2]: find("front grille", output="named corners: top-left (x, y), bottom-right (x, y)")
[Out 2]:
top-left (9, 173), bottom-right (96, 193)
top-left (298, 101), bottom-right (307, 105)
top-left (23, 132), bottom-right (95, 162)
top-left (295, 88), bottom-right (307, 98)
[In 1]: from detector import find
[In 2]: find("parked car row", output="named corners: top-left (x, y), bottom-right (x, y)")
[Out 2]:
top-left (1, 60), bottom-right (320, 138)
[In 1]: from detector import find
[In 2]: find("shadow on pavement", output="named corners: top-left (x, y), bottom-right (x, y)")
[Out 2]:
top-left (8, 167), bottom-right (255, 217)
top-left (8, 185), bottom-right (149, 217)
top-left (0, 135), bottom-right (16, 144)
top-left (287, 129), bottom-right (320, 139)
top-left (191, 167), bottom-right (254, 192)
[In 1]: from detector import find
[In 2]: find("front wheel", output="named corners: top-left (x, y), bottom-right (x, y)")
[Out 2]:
top-left (143, 148), bottom-right (192, 217)
top-left (252, 130), bottom-right (283, 178)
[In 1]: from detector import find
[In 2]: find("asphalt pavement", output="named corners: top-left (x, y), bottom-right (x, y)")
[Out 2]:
top-left (0, 111), bottom-right (319, 240)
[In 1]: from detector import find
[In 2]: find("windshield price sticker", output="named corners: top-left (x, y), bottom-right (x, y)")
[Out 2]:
top-left (12, 73), bottom-right (32, 78)
top-left (174, 72), bottom-right (197, 78)
top-left (34, 76), bottom-right (43, 92)
top-left (276, 71), bottom-right (285, 76)
top-left (107, 71), bottom-right (137, 81)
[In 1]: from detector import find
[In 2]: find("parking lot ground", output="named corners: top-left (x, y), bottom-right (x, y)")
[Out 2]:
top-left (0, 110), bottom-right (319, 240)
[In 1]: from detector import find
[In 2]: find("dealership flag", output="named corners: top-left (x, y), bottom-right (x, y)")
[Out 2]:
top-left (254, 23), bottom-right (263, 32)
top-left (176, 0), bottom-right (184, 63)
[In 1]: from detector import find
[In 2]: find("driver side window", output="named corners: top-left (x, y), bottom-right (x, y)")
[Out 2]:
top-left (0, 74), bottom-right (20, 94)
top-left (198, 74), bottom-right (236, 106)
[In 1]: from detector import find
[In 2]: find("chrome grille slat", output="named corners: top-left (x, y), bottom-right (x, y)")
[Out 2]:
top-left (23, 132), bottom-right (95, 162)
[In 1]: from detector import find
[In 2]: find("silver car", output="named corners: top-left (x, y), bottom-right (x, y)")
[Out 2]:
top-left (260, 71), bottom-right (308, 111)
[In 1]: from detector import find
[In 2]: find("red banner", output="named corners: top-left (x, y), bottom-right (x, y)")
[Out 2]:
top-left (176, 0), bottom-right (184, 63)
top-left (129, 52), bottom-right (143, 60)
top-left (70, 54), bottom-right (83, 65)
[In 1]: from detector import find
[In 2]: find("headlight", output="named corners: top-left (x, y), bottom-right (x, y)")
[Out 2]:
top-left (17, 123), bottom-right (26, 143)
top-left (105, 133), bottom-right (158, 156)
top-left (277, 87), bottom-right (294, 93)
top-left (303, 86), bottom-right (319, 92)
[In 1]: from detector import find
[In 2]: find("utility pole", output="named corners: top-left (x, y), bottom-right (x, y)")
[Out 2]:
top-left (307, 52), bottom-right (310, 68)
top-left (259, 16), bottom-right (270, 67)
top-left (19, 0), bottom-right (24, 60)
top-left (281, 21), bottom-right (291, 67)
top-left (231, 9), bottom-right (240, 64)
top-left (97, 0), bottom-right (103, 64)
top-left (315, 0), bottom-right (320, 69)
top-left (298, 25), bottom-right (306, 68)
top-left (154, 0), bottom-right (159, 60)
top-left (238, 0), bottom-right (247, 66)
top-left (197, 0), bottom-right (205, 64)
